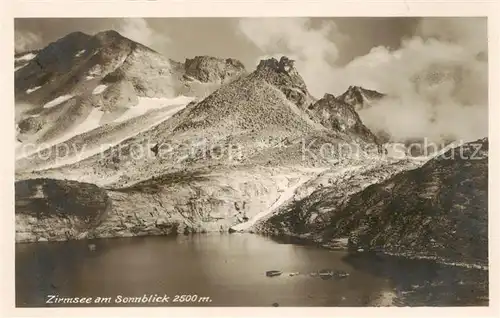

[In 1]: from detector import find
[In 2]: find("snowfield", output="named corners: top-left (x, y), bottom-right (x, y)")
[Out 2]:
top-left (16, 96), bottom-right (194, 169)
top-left (231, 168), bottom-right (327, 231)
top-left (15, 53), bottom-right (37, 72)
top-left (16, 52), bottom-right (37, 62)
top-left (15, 107), bottom-right (105, 160)
top-left (46, 97), bottom-right (194, 169)
top-left (54, 107), bottom-right (105, 144)
top-left (113, 96), bottom-right (194, 123)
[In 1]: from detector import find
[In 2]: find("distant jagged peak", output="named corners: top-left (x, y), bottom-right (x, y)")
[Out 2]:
top-left (345, 85), bottom-right (384, 96)
top-left (313, 91), bottom-right (359, 114)
top-left (309, 92), bottom-right (381, 146)
top-left (315, 93), bottom-right (357, 111)
top-left (338, 85), bottom-right (386, 110)
top-left (322, 93), bottom-right (337, 101)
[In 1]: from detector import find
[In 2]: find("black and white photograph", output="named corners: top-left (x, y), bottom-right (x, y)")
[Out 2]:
top-left (12, 15), bottom-right (490, 308)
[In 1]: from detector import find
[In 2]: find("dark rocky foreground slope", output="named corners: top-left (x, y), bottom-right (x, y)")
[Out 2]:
top-left (255, 138), bottom-right (488, 267)
top-left (15, 178), bottom-right (111, 242)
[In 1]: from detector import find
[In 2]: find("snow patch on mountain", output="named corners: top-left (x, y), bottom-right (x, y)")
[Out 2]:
top-left (17, 108), bottom-right (105, 160)
top-left (113, 96), bottom-right (194, 123)
top-left (55, 107), bottom-right (105, 144)
top-left (26, 86), bottom-right (42, 94)
top-left (75, 49), bottom-right (86, 57)
top-left (16, 52), bottom-right (37, 62)
top-left (15, 52), bottom-right (38, 72)
top-left (43, 95), bottom-right (74, 109)
top-left (231, 168), bottom-right (326, 231)
top-left (92, 84), bottom-right (108, 95)
top-left (21, 96), bottom-right (194, 171)
top-left (46, 104), bottom-right (191, 170)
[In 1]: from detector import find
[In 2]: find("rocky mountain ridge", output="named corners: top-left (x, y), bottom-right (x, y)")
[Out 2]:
top-left (15, 30), bottom-right (246, 153)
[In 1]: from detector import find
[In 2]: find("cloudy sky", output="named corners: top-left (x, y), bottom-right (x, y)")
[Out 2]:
top-left (15, 18), bottom-right (421, 67)
top-left (15, 17), bottom-right (488, 142)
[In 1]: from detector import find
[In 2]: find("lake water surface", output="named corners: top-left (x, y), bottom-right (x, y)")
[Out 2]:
top-left (15, 234), bottom-right (488, 307)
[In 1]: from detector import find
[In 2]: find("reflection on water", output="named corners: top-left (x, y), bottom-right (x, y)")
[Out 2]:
top-left (15, 234), bottom-right (488, 307)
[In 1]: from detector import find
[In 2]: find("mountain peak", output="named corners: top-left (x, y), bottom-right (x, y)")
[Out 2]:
top-left (64, 31), bottom-right (91, 39)
top-left (42, 31), bottom-right (92, 53)
top-left (94, 30), bottom-right (124, 41)
top-left (256, 56), bottom-right (301, 77)
top-left (308, 94), bottom-right (381, 146)
top-left (91, 29), bottom-right (158, 54)
top-left (338, 85), bottom-right (385, 110)
top-left (252, 56), bottom-right (312, 109)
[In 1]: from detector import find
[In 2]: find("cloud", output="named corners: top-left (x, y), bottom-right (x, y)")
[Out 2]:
top-left (237, 17), bottom-right (488, 144)
top-left (117, 18), bottom-right (170, 53)
top-left (238, 18), bottom-right (345, 97)
top-left (15, 31), bottom-right (42, 52)
top-left (338, 19), bottom-right (488, 143)
top-left (416, 17), bottom-right (487, 56)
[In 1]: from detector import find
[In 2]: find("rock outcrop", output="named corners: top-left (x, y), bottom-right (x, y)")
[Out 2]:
top-left (255, 138), bottom-right (488, 267)
top-left (251, 56), bottom-right (315, 109)
top-left (307, 93), bottom-right (382, 146)
top-left (15, 178), bottom-right (111, 242)
top-left (184, 56), bottom-right (246, 83)
top-left (253, 158), bottom-right (422, 240)
top-left (339, 138), bottom-right (488, 266)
